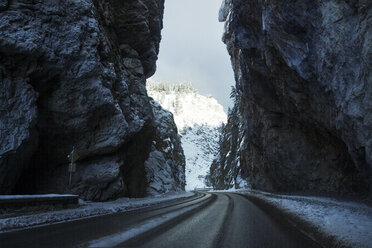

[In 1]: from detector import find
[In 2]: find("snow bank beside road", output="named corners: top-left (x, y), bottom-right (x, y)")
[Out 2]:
top-left (0, 192), bottom-right (193, 233)
top-left (241, 191), bottom-right (372, 248)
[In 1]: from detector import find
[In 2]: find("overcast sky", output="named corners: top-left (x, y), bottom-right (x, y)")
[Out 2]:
top-left (150, 0), bottom-right (235, 111)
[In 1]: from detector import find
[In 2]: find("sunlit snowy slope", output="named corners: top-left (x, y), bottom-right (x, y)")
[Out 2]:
top-left (147, 81), bottom-right (227, 190)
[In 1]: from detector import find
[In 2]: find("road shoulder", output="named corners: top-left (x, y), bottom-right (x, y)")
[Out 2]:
top-left (236, 190), bottom-right (372, 248)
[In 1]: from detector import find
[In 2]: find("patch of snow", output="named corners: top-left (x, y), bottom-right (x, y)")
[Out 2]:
top-left (239, 136), bottom-right (245, 150)
top-left (163, 146), bottom-right (171, 153)
top-left (0, 192), bottom-right (193, 233)
top-left (225, 150), bottom-right (231, 158)
top-left (236, 174), bottom-right (250, 189)
top-left (248, 191), bottom-right (372, 248)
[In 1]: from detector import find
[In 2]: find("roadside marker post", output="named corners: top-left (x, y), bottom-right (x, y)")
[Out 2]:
top-left (67, 146), bottom-right (80, 186)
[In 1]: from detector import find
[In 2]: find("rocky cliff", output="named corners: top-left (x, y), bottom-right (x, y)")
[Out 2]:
top-left (215, 0), bottom-right (372, 197)
top-left (145, 99), bottom-right (185, 195)
top-left (0, 0), bottom-right (184, 200)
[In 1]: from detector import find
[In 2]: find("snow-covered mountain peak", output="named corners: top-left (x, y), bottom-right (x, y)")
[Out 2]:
top-left (147, 81), bottom-right (227, 131)
top-left (147, 81), bottom-right (226, 191)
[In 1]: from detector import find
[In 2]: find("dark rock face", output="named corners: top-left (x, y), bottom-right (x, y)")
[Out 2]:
top-left (0, 0), bottom-right (184, 201)
top-left (0, 80), bottom-right (38, 194)
top-left (216, 0), bottom-right (372, 196)
top-left (145, 100), bottom-right (186, 195)
top-left (0, 0), bottom-right (8, 10)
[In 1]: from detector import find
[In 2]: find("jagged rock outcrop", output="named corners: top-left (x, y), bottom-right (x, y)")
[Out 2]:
top-left (145, 100), bottom-right (185, 195)
top-left (0, 0), bottom-right (185, 201)
top-left (216, 0), bottom-right (372, 196)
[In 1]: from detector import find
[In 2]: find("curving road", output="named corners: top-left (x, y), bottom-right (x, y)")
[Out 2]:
top-left (0, 192), bottom-right (321, 248)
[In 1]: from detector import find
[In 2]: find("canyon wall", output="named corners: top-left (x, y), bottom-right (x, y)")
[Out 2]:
top-left (214, 0), bottom-right (372, 196)
top-left (0, 0), bottom-right (185, 200)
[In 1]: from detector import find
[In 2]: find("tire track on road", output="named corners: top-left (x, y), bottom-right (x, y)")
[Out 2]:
top-left (85, 193), bottom-right (216, 247)
top-left (213, 193), bottom-right (234, 247)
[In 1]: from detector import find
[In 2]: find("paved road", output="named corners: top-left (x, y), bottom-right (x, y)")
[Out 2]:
top-left (0, 192), bottom-right (321, 248)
